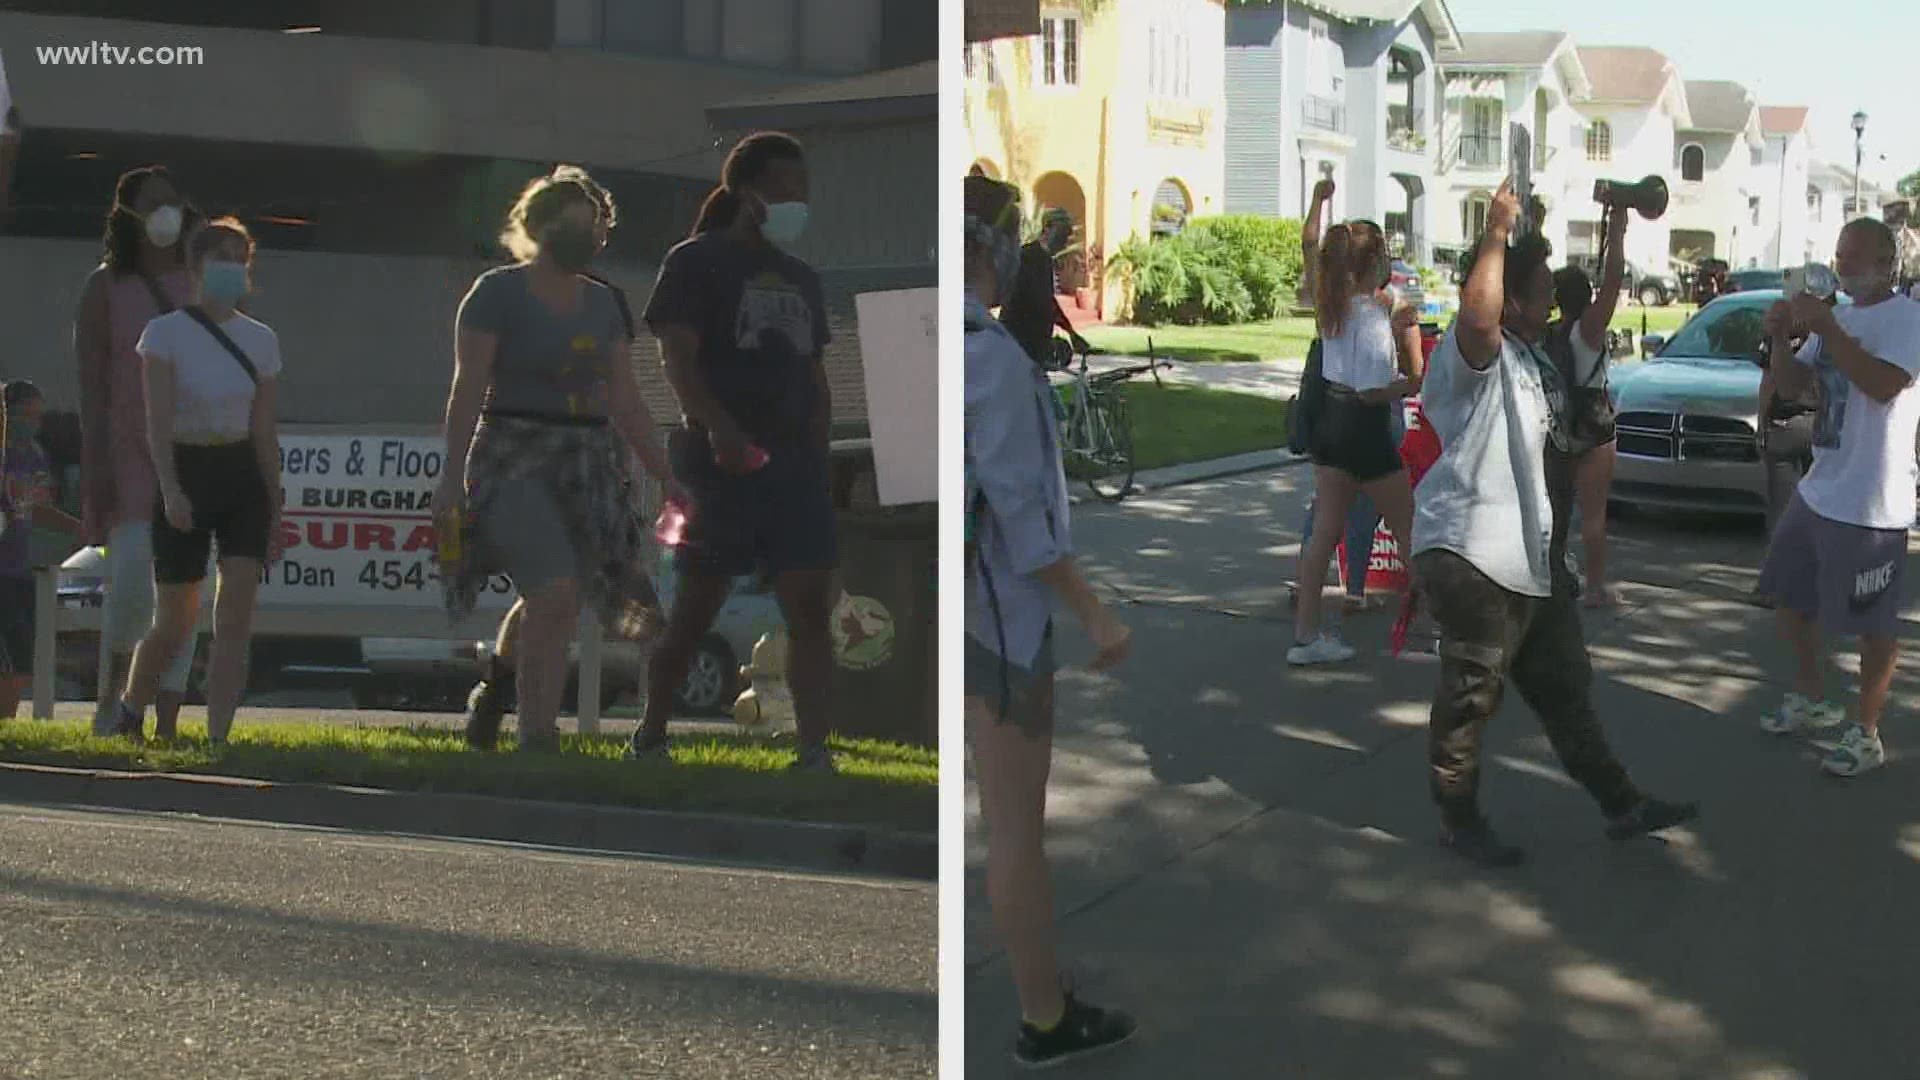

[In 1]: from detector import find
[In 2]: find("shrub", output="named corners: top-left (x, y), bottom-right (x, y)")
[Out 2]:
top-left (1105, 214), bottom-right (1305, 326)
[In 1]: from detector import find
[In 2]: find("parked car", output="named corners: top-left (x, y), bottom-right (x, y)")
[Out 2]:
top-left (1389, 260), bottom-right (1425, 313)
top-left (1610, 289), bottom-right (1849, 517)
top-left (1723, 267), bottom-right (1786, 294)
top-left (1569, 253), bottom-right (1680, 307)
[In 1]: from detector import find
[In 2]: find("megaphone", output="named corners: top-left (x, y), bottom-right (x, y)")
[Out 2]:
top-left (1593, 175), bottom-right (1668, 220)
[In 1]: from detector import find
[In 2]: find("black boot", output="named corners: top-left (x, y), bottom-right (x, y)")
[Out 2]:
top-left (464, 655), bottom-right (516, 751)
top-left (1441, 816), bottom-right (1526, 868)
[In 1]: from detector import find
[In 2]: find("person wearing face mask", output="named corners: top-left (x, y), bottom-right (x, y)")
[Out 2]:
top-left (1288, 189), bottom-right (1423, 666)
top-left (1756, 219), bottom-right (1920, 776)
top-left (624, 131), bottom-right (840, 773)
top-left (459, 173), bottom-right (650, 750)
top-left (1, 381), bottom-right (83, 719)
top-left (437, 166), bottom-right (674, 754)
top-left (106, 219), bottom-right (280, 746)
top-left (998, 207), bottom-right (1091, 366)
top-left (1412, 178), bottom-right (1696, 868)
top-left (73, 165), bottom-right (201, 738)
top-left (963, 174), bottom-right (1136, 1070)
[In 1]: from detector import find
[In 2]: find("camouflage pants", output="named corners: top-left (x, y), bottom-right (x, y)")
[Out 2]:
top-left (1414, 550), bottom-right (1641, 828)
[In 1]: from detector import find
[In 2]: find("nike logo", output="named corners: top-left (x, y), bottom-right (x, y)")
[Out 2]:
top-left (1850, 560), bottom-right (1898, 614)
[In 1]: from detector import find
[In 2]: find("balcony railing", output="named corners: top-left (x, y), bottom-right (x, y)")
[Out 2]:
top-left (1457, 132), bottom-right (1500, 169)
top-left (1302, 95), bottom-right (1346, 135)
top-left (1386, 105), bottom-right (1426, 153)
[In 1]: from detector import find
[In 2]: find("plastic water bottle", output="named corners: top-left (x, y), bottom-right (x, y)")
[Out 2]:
top-left (655, 498), bottom-right (690, 548)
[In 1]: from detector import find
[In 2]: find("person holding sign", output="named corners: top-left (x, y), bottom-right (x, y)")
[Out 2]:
top-left (73, 166), bottom-right (201, 738)
top-left (438, 166), bottom-right (673, 753)
top-left (1412, 179), bottom-right (1695, 867)
top-left (109, 219), bottom-right (281, 746)
top-left (1289, 179), bottom-right (1423, 666)
top-left (626, 133), bottom-right (840, 773)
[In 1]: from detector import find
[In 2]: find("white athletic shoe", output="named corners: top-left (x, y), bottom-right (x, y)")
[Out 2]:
top-left (1288, 631), bottom-right (1357, 667)
top-left (1760, 693), bottom-right (1846, 735)
top-left (1821, 724), bottom-right (1886, 778)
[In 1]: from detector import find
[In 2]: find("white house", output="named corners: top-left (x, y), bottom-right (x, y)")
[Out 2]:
top-left (1223, 0), bottom-right (1462, 264)
top-left (1754, 105), bottom-right (1813, 269)
top-left (1430, 30), bottom-right (1590, 267)
top-left (1565, 46), bottom-right (1690, 273)
top-left (1666, 80), bottom-right (1764, 270)
top-left (1806, 161), bottom-right (1885, 265)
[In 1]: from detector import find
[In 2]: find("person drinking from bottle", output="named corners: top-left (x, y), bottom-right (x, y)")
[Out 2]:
top-left (965, 173), bottom-right (1137, 1070)
top-left (110, 218), bottom-right (280, 746)
top-left (625, 132), bottom-right (841, 773)
top-left (437, 165), bottom-right (675, 753)
top-left (1289, 178), bottom-right (1422, 665)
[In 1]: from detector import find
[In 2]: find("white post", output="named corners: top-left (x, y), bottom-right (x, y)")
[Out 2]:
top-left (577, 611), bottom-right (603, 735)
top-left (31, 566), bottom-right (56, 720)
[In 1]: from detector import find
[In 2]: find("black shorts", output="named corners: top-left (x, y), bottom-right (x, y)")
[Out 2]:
top-left (1311, 391), bottom-right (1403, 483)
top-left (0, 575), bottom-right (33, 677)
top-left (153, 442), bottom-right (274, 585)
top-left (670, 428), bottom-right (838, 579)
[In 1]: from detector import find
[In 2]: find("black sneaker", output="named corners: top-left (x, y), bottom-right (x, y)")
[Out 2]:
top-left (1441, 817), bottom-right (1526, 868)
top-left (1013, 991), bottom-right (1136, 1070)
top-left (111, 700), bottom-right (145, 745)
top-left (623, 734), bottom-right (672, 763)
top-left (464, 678), bottom-right (509, 751)
top-left (1606, 797), bottom-right (1699, 842)
top-left (789, 743), bottom-right (839, 775)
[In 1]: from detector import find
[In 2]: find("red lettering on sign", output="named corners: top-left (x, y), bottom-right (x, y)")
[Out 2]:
top-left (402, 525), bottom-right (438, 553)
top-left (354, 523), bottom-right (398, 551)
top-left (307, 523), bottom-right (350, 551)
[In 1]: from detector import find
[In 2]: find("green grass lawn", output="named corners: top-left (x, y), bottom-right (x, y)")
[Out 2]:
top-left (1123, 383), bottom-right (1293, 471)
top-left (1086, 304), bottom-right (1700, 365)
top-left (0, 719), bottom-right (936, 832)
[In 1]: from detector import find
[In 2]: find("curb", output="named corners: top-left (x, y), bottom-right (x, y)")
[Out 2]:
top-left (0, 762), bottom-right (936, 881)
top-left (1138, 450), bottom-right (1307, 492)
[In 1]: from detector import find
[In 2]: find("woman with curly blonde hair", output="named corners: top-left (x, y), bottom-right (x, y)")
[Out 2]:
top-left (435, 165), bottom-right (678, 752)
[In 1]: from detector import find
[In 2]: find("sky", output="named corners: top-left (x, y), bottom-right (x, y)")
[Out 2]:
top-left (1459, 0), bottom-right (1916, 192)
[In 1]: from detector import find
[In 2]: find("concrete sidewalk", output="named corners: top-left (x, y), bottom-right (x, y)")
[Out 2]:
top-left (965, 471), bottom-right (1920, 1078)
top-left (1069, 352), bottom-right (1305, 400)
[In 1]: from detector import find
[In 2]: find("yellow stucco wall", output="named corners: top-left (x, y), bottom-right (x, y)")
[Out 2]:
top-left (965, 0), bottom-right (1226, 318)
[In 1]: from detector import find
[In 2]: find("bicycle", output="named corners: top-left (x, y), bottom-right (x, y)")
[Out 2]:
top-left (1051, 339), bottom-right (1171, 502)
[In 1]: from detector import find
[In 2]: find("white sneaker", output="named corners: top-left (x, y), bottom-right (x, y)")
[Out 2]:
top-left (1821, 724), bottom-right (1886, 777)
top-left (1288, 631), bottom-right (1357, 666)
top-left (1761, 693), bottom-right (1846, 735)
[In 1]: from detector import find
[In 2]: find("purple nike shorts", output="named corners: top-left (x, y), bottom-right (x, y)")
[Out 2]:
top-left (1758, 492), bottom-right (1909, 638)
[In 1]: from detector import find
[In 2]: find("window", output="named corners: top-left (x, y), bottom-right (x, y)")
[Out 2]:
top-left (1149, 19), bottom-right (1193, 99)
top-left (1750, 196), bottom-right (1761, 227)
top-left (1038, 12), bottom-right (1080, 88)
top-left (1681, 144), bottom-right (1705, 182)
top-left (1462, 99), bottom-right (1501, 167)
top-left (1586, 121), bottom-right (1613, 163)
top-left (1465, 192), bottom-right (1492, 239)
top-left (1307, 17), bottom-right (1341, 97)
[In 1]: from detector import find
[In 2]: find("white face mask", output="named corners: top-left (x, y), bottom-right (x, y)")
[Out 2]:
top-left (144, 205), bottom-right (183, 248)
top-left (760, 201), bottom-right (810, 249)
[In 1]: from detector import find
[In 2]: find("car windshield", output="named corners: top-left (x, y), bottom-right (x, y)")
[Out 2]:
top-left (1657, 300), bottom-right (1770, 363)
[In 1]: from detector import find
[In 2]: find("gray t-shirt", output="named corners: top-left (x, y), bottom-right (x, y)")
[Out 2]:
top-left (456, 265), bottom-right (629, 419)
top-left (1412, 325), bottom-right (1559, 597)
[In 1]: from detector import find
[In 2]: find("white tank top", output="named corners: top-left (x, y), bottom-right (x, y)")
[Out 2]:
top-left (1321, 295), bottom-right (1396, 392)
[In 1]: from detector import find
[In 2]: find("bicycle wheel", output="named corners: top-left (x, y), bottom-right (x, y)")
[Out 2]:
top-left (1082, 388), bottom-right (1136, 502)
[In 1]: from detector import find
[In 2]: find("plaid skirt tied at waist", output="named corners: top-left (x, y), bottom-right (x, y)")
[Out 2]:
top-left (440, 416), bottom-right (663, 640)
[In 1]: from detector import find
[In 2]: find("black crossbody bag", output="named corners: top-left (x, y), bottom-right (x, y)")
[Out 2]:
top-left (182, 306), bottom-right (260, 385)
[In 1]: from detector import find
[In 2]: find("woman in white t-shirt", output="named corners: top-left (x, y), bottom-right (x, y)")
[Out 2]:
top-left (1290, 201), bottom-right (1423, 666)
top-left (110, 218), bottom-right (282, 746)
top-left (1546, 208), bottom-right (1631, 607)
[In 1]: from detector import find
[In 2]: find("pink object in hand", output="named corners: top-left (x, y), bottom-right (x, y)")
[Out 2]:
top-left (654, 498), bottom-right (691, 548)
top-left (717, 443), bottom-right (771, 473)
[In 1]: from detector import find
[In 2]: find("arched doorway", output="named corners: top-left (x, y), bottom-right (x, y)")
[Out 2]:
top-left (1151, 177), bottom-right (1192, 238)
top-left (1031, 170), bottom-right (1089, 291)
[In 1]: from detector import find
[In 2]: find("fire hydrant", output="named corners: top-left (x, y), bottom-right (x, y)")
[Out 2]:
top-left (732, 630), bottom-right (796, 734)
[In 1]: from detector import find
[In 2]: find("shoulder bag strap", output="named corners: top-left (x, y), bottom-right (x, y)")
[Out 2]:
top-left (181, 306), bottom-right (260, 385)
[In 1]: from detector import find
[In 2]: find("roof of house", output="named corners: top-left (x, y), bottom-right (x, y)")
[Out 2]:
top-left (707, 61), bottom-right (936, 129)
top-left (1446, 30), bottom-right (1567, 67)
top-left (1760, 106), bottom-right (1810, 135)
top-left (1680, 80), bottom-right (1757, 134)
top-left (1576, 45), bottom-right (1677, 103)
top-left (1295, 0), bottom-right (1462, 50)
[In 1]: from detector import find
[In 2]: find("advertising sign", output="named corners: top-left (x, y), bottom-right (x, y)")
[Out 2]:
top-left (854, 288), bottom-right (938, 506)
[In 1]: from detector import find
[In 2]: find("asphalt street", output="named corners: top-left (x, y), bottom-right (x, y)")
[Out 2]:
top-left (0, 804), bottom-right (935, 1079)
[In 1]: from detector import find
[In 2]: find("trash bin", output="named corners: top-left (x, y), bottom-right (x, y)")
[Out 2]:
top-left (829, 503), bottom-right (936, 747)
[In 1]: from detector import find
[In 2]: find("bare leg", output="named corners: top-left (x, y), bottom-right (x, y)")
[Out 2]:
top-left (1577, 443), bottom-right (1618, 606)
top-left (1295, 465), bottom-right (1361, 642)
top-left (0, 676), bottom-right (24, 719)
top-left (515, 578), bottom-right (579, 744)
top-left (1859, 634), bottom-right (1899, 736)
top-left (774, 567), bottom-right (836, 749)
top-left (1359, 468), bottom-right (1414, 582)
top-left (204, 558), bottom-right (262, 743)
top-left (635, 570), bottom-right (732, 749)
top-left (1775, 607), bottom-right (1825, 700)
top-left (968, 688), bottom-right (1064, 1026)
top-left (122, 583), bottom-right (201, 733)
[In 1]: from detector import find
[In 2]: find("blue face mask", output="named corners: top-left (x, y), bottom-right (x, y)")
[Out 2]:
top-left (201, 260), bottom-right (249, 304)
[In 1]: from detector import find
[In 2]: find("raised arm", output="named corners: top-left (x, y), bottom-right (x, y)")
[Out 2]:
top-left (1300, 179), bottom-right (1336, 306)
top-left (1457, 178), bottom-right (1519, 370)
top-left (1579, 210), bottom-right (1630, 352)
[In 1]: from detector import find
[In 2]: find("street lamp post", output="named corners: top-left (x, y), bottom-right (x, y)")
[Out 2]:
top-left (1852, 110), bottom-right (1867, 218)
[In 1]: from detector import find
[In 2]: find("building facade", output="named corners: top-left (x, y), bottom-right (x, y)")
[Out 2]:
top-left (1562, 46), bottom-right (1688, 272)
top-left (965, 0), bottom-right (1228, 319)
top-left (1755, 105), bottom-right (1813, 269)
top-left (1665, 80), bottom-right (1764, 270)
